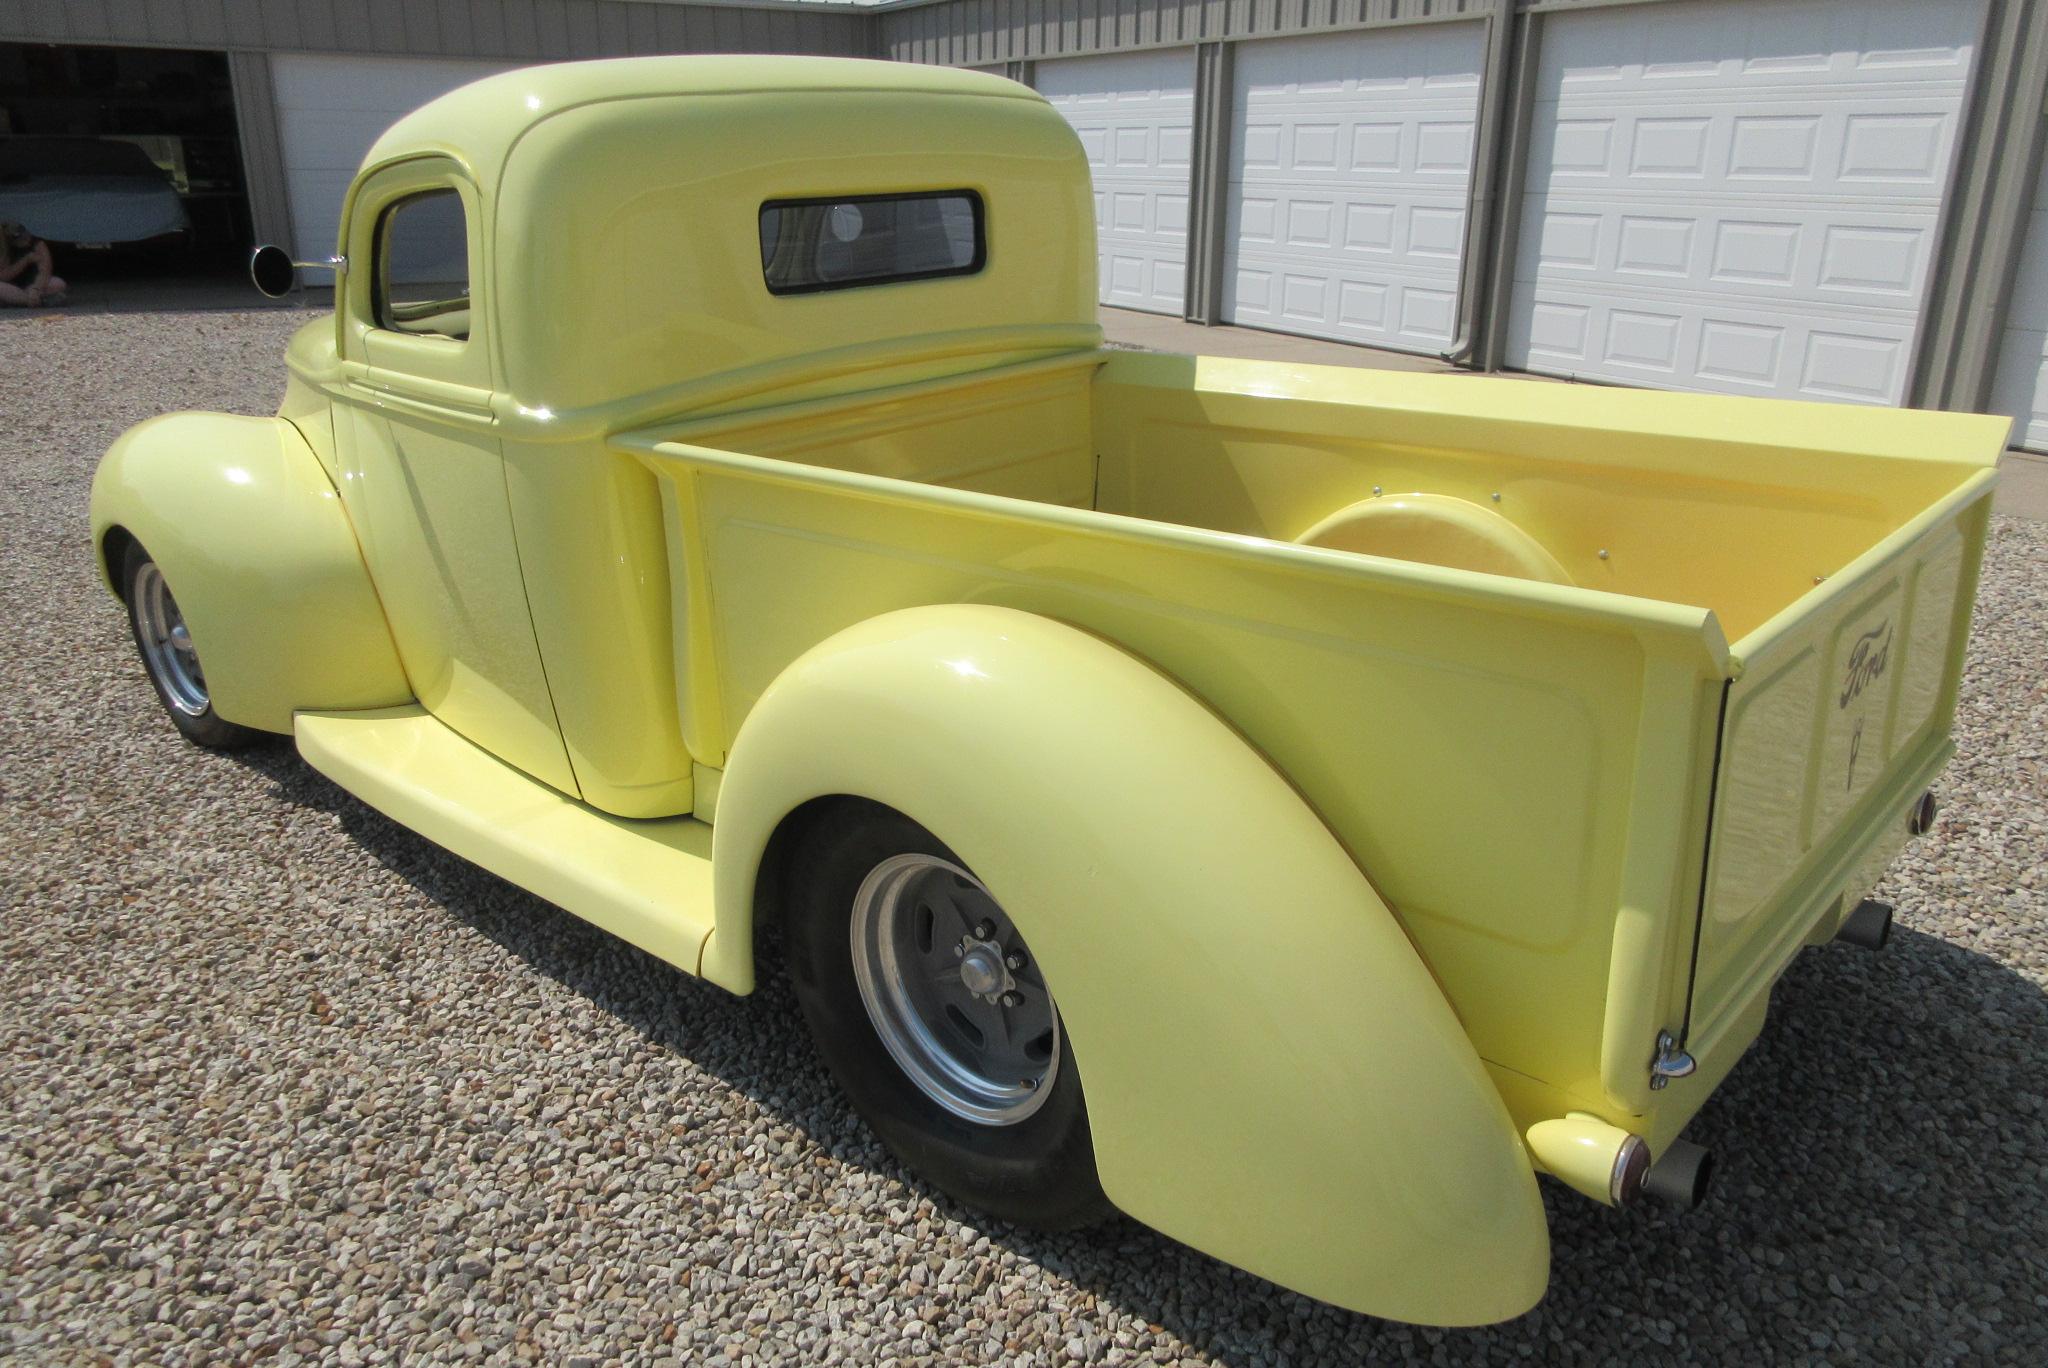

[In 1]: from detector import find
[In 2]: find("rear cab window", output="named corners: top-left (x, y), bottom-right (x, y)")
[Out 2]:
top-left (375, 187), bottom-right (472, 340)
top-left (759, 190), bottom-right (984, 296)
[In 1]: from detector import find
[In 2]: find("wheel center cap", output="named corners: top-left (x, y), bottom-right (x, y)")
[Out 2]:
top-left (959, 945), bottom-right (1004, 997)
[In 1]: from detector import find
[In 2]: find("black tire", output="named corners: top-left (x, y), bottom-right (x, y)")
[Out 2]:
top-left (782, 800), bottom-right (1112, 1229)
top-left (119, 539), bottom-right (269, 750)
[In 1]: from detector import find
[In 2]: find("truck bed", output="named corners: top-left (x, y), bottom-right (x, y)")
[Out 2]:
top-left (611, 348), bottom-right (2001, 1140)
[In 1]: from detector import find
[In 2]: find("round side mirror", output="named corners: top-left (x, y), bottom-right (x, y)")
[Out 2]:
top-left (249, 244), bottom-right (297, 298)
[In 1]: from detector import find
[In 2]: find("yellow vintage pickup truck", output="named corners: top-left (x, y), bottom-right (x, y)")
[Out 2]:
top-left (89, 57), bottom-right (2003, 1326)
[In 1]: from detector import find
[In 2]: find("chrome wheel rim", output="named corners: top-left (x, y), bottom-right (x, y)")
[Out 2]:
top-left (849, 853), bottom-right (1061, 1126)
top-left (131, 560), bottom-right (209, 717)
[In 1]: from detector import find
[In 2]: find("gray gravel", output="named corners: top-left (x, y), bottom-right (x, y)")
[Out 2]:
top-left (3, 306), bottom-right (2045, 1367)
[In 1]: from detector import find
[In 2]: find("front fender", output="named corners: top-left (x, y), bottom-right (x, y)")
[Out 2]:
top-left (91, 412), bottom-right (411, 732)
top-left (711, 605), bottom-right (1547, 1326)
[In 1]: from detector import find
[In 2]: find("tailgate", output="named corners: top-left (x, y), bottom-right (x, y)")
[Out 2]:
top-left (1686, 471), bottom-right (1995, 1051)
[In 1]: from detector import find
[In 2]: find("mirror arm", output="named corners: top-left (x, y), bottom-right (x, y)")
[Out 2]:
top-left (249, 244), bottom-right (345, 298)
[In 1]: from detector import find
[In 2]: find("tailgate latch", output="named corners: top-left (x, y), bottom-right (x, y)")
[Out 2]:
top-left (1648, 1030), bottom-right (1698, 1091)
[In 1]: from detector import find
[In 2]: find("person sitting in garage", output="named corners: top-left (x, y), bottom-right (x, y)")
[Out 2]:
top-left (0, 223), bottom-right (68, 308)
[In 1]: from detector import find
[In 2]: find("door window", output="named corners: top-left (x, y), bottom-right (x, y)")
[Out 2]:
top-left (375, 187), bottom-right (471, 340)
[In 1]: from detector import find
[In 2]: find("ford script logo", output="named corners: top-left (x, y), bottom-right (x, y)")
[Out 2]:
top-left (1839, 621), bottom-right (1893, 710)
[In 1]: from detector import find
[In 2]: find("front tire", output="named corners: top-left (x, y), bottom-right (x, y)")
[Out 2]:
top-left (782, 801), bottom-right (1111, 1229)
top-left (120, 540), bottom-right (267, 750)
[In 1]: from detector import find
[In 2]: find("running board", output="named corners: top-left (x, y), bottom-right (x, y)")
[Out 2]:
top-left (294, 705), bottom-right (716, 978)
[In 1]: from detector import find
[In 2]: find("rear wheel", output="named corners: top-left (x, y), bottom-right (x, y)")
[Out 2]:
top-left (783, 801), bottom-right (1110, 1228)
top-left (120, 540), bottom-right (267, 750)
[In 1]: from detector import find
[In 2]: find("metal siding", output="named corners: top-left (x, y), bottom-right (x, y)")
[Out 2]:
top-left (142, 0), bottom-right (183, 44)
top-left (260, 0), bottom-right (302, 48)
top-left (879, 0), bottom-right (1504, 62)
top-left (472, 2), bottom-right (509, 58)
top-left (430, 0), bottom-right (470, 55)
top-left (62, 0), bottom-right (113, 42)
top-left (322, 0), bottom-right (361, 52)
top-left (625, 2), bottom-right (656, 52)
top-left (399, 1), bottom-right (441, 52)
top-left (708, 3), bottom-right (740, 51)
top-left (366, 1), bottom-right (409, 54)
top-left (181, 0), bottom-right (231, 46)
top-left (223, 0), bottom-right (265, 45)
top-left (563, 3), bottom-right (602, 57)
top-left (776, 9), bottom-right (808, 54)
top-left (1, 0), bottom-right (870, 58)
top-left (533, 2), bottom-right (572, 55)
top-left (1523, 0), bottom-right (1688, 10)
top-left (295, 0), bottom-right (337, 50)
top-left (595, 3), bottom-right (629, 54)
top-left (653, 5), bottom-right (693, 52)
top-left (501, 0), bottom-right (541, 57)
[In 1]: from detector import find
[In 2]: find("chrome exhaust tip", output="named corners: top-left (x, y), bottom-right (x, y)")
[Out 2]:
top-left (1837, 898), bottom-right (1894, 951)
top-left (1909, 790), bottom-right (1939, 836)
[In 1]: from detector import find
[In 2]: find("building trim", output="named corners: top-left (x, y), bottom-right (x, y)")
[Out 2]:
top-left (1183, 40), bottom-right (1232, 326)
top-left (876, 1), bottom-right (1501, 68)
top-left (1475, 7), bottom-right (1541, 373)
top-left (1911, 0), bottom-right (2048, 413)
top-left (0, 1), bottom-right (873, 62)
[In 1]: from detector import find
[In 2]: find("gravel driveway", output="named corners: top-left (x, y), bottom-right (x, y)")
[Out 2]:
top-left (3, 307), bottom-right (2044, 1366)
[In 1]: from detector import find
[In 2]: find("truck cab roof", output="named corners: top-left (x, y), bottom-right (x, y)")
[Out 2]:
top-left (364, 56), bottom-right (1039, 193)
top-left (347, 55), bottom-right (1098, 423)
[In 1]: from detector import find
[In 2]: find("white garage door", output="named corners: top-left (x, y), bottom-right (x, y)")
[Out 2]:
top-left (1036, 49), bottom-right (1195, 315)
top-left (1225, 24), bottom-right (1484, 353)
top-left (1990, 165), bottom-right (2048, 452)
top-left (271, 53), bottom-right (520, 264)
top-left (1506, 0), bottom-right (1985, 404)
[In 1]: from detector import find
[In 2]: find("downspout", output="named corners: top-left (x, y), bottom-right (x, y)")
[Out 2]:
top-left (1441, 2), bottom-right (1522, 366)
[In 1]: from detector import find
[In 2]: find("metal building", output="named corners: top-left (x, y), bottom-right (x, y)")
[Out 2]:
top-left (4, 0), bottom-right (2045, 450)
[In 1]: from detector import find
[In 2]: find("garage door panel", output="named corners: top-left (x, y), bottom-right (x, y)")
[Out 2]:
top-left (281, 168), bottom-right (356, 254)
top-left (1038, 49), bottom-right (1195, 316)
top-left (272, 53), bottom-right (520, 264)
top-left (1225, 23), bottom-right (1484, 353)
top-left (1513, 278), bottom-right (1917, 399)
top-left (1527, 99), bottom-right (1963, 200)
top-left (1544, 0), bottom-right (1978, 91)
top-left (1507, 0), bottom-right (1984, 404)
top-left (1237, 200), bottom-right (1468, 263)
top-left (1526, 199), bottom-right (1935, 305)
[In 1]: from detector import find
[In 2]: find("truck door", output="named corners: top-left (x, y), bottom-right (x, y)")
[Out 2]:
top-left (332, 158), bottom-right (577, 794)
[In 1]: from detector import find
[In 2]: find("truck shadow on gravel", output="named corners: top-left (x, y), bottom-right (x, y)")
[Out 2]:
top-left (236, 745), bottom-right (2047, 1364)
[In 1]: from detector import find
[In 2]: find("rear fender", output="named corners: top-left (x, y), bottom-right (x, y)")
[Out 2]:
top-left (710, 605), bottom-right (1548, 1326)
top-left (91, 412), bottom-right (411, 732)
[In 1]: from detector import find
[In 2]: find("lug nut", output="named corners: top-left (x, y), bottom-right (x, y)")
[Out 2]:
top-left (973, 919), bottom-right (996, 939)
top-left (1000, 990), bottom-right (1023, 1008)
top-left (1004, 951), bottom-right (1026, 971)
